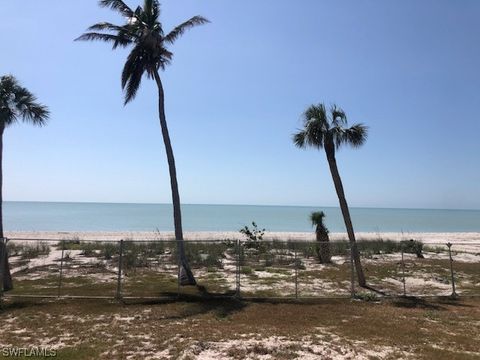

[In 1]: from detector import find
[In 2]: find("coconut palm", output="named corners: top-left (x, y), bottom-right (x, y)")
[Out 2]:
top-left (294, 103), bottom-right (368, 287)
top-left (76, 0), bottom-right (208, 285)
top-left (310, 211), bottom-right (331, 264)
top-left (0, 75), bottom-right (50, 292)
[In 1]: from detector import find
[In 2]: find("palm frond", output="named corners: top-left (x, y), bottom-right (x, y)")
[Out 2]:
top-left (156, 48), bottom-right (173, 70)
top-left (330, 105), bottom-right (347, 127)
top-left (13, 87), bottom-right (49, 126)
top-left (0, 75), bottom-right (16, 94)
top-left (75, 32), bottom-right (132, 48)
top-left (164, 16), bottom-right (210, 44)
top-left (303, 104), bottom-right (329, 129)
top-left (143, 0), bottom-right (160, 24)
top-left (0, 75), bottom-right (49, 127)
top-left (19, 103), bottom-right (49, 126)
top-left (99, 0), bottom-right (134, 17)
top-left (1, 107), bottom-right (17, 126)
top-left (292, 130), bottom-right (307, 148)
top-left (124, 66), bottom-right (144, 104)
top-left (344, 123), bottom-right (368, 148)
top-left (310, 211), bottom-right (326, 227)
top-left (87, 22), bottom-right (122, 32)
top-left (305, 120), bottom-right (325, 149)
top-left (121, 44), bottom-right (151, 104)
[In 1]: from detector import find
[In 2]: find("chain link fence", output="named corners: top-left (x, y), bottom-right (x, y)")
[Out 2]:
top-left (1, 238), bottom-right (479, 300)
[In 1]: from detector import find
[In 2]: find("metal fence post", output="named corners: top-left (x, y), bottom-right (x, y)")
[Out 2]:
top-left (401, 248), bottom-right (406, 297)
top-left (116, 240), bottom-right (124, 300)
top-left (447, 242), bottom-right (458, 298)
top-left (177, 241), bottom-right (181, 299)
top-left (350, 245), bottom-right (355, 299)
top-left (294, 244), bottom-right (298, 299)
top-left (57, 240), bottom-right (65, 298)
top-left (0, 237), bottom-right (5, 299)
top-left (235, 239), bottom-right (241, 298)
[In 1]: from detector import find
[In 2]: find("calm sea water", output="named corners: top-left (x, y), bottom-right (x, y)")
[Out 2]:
top-left (3, 201), bottom-right (480, 233)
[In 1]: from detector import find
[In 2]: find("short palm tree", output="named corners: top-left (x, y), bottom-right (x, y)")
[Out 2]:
top-left (76, 0), bottom-right (209, 285)
top-left (0, 75), bottom-right (50, 292)
top-left (310, 211), bottom-right (331, 264)
top-left (294, 103), bottom-right (368, 287)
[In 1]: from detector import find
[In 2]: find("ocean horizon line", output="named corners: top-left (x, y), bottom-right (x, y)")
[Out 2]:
top-left (4, 200), bottom-right (479, 212)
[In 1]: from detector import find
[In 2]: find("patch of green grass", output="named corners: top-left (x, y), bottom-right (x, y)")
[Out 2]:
top-left (53, 345), bottom-right (103, 360)
top-left (265, 267), bottom-right (292, 275)
top-left (241, 266), bottom-right (253, 275)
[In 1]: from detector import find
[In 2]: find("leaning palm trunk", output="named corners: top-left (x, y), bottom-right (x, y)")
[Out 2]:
top-left (315, 225), bottom-right (331, 264)
top-left (0, 125), bottom-right (13, 291)
top-left (153, 71), bottom-right (195, 286)
top-left (325, 147), bottom-right (366, 287)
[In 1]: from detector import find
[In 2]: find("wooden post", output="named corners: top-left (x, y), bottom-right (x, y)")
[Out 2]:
top-left (294, 244), bottom-right (298, 299)
top-left (235, 239), bottom-right (240, 298)
top-left (350, 245), bottom-right (355, 299)
top-left (177, 241), bottom-right (181, 299)
top-left (447, 242), bottom-right (458, 298)
top-left (0, 237), bottom-right (5, 298)
top-left (401, 248), bottom-right (406, 297)
top-left (57, 240), bottom-right (65, 298)
top-left (116, 240), bottom-right (124, 300)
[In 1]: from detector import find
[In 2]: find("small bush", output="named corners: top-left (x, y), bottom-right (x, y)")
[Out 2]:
top-left (400, 240), bottom-right (424, 258)
top-left (101, 243), bottom-right (117, 260)
top-left (355, 240), bottom-right (424, 258)
top-left (241, 266), bottom-right (253, 275)
top-left (294, 258), bottom-right (306, 270)
top-left (240, 221), bottom-right (266, 249)
top-left (14, 242), bottom-right (51, 259)
top-left (173, 242), bottom-right (226, 269)
top-left (79, 243), bottom-right (98, 257)
top-left (6, 242), bottom-right (23, 257)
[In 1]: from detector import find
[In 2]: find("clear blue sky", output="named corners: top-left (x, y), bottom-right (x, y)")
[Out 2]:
top-left (1, 0), bottom-right (479, 209)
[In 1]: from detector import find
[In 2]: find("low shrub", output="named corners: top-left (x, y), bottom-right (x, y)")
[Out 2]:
top-left (241, 266), bottom-right (253, 275)
top-left (9, 242), bottom-right (51, 259)
top-left (400, 240), bottom-right (424, 258)
top-left (355, 291), bottom-right (379, 302)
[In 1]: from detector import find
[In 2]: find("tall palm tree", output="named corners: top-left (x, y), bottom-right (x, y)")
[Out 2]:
top-left (0, 75), bottom-right (50, 292)
top-left (310, 211), bottom-right (331, 264)
top-left (294, 103), bottom-right (368, 287)
top-left (76, 0), bottom-right (208, 285)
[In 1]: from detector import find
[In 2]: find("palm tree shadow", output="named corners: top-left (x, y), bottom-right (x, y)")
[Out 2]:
top-left (0, 300), bottom-right (49, 312)
top-left (362, 285), bottom-right (389, 296)
top-left (390, 296), bottom-right (471, 310)
top-left (125, 293), bottom-right (248, 320)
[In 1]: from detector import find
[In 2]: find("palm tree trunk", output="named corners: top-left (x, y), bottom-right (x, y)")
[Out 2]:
top-left (316, 225), bottom-right (331, 264)
top-left (0, 124), bottom-right (13, 291)
top-left (153, 70), bottom-right (195, 286)
top-left (325, 146), bottom-right (366, 287)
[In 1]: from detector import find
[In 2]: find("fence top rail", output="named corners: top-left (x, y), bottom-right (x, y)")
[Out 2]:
top-left (5, 238), bottom-right (122, 243)
top-left (4, 237), bottom-right (480, 246)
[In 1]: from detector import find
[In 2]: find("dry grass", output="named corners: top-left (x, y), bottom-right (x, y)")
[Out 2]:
top-left (0, 296), bottom-right (479, 359)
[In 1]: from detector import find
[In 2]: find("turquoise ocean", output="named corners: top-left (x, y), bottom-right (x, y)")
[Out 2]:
top-left (4, 201), bottom-right (480, 233)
